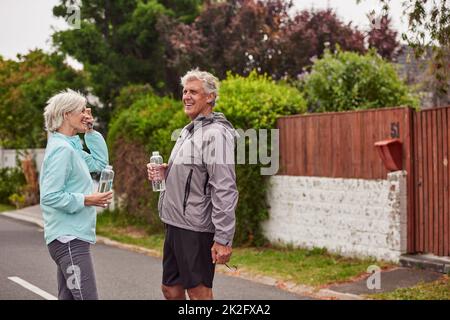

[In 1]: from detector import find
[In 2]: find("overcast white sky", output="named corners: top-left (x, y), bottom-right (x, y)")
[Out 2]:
top-left (0, 0), bottom-right (408, 64)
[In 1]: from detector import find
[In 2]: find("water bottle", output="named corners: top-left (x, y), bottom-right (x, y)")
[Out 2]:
top-left (98, 165), bottom-right (114, 192)
top-left (150, 151), bottom-right (165, 192)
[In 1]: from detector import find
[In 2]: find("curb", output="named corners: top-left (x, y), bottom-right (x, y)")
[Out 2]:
top-left (2, 211), bottom-right (44, 229)
top-left (97, 234), bottom-right (365, 300)
top-left (400, 255), bottom-right (450, 274)
top-left (213, 267), bottom-right (365, 300)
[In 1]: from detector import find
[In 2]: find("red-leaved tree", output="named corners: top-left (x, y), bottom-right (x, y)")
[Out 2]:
top-left (158, 0), bottom-right (368, 83)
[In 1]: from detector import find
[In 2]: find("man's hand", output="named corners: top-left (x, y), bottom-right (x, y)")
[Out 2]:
top-left (147, 163), bottom-right (168, 181)
top-left (211, 241), bottom-right (232, 264)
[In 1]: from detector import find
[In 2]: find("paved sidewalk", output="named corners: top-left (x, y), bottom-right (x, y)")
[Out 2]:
top-left (2, 205), bottom-right (45, 228)
top-left (328, 267), bottom-right (444, 296)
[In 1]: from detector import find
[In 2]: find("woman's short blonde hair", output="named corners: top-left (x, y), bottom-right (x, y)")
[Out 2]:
top-left (180, 68), bottom-right (219, 106)
top-left (44, 89), bottom-right (87, 132)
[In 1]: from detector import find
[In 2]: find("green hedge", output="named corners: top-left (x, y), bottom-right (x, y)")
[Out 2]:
top-left (108, 72), bottom-right (307, 245)
top-left (108, 91), bottom-right (186, 232)
top-left (214, 71), bottom-right (307, 245)
top-left (0, 167), bottom-right (26, 205)
top-left (304, 48), bottom-right (419, 112)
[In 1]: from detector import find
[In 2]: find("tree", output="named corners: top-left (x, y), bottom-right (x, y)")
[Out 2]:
top-left (367, 14), bottom-right (402, 60)
top-left (52, 0), bottom-right (203, 127)
top-left (359, 0), bottom-right (450, 94)
top-left (159, 0), bottom-right (291, 80)
top-left (0, 50), bottom-right (85, 148)
top-left (160, 1), bottom-right (367, 81)
top-left (277, 9), bottom-right (366, 78)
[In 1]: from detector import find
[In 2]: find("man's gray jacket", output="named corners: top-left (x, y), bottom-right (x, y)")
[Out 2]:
top-left (158, 112), bottom-right (239, 246)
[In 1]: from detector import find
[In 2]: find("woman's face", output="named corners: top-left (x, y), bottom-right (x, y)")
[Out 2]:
top-left (65, 106), bottom-right (90, 134)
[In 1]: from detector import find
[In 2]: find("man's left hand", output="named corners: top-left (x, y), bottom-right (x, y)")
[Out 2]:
top-left (211, 241), bottom-right (232, 264)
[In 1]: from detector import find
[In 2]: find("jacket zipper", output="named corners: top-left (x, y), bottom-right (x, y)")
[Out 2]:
top-left (203, 173), bottom-right (209, 195)
top-left (183, 169), bottom-right (194, 215)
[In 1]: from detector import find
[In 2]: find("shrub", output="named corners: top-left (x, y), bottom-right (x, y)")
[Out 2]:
top-left (108, 71), bottom-right (307, 245)
top-left (0, 167), bottom-right (26, 205)
top-left (304, 48), bottom-right (419, 112)
top-left (108, 93), bottom-right (186, 232)
top-left (215, 71), bottom-right (307, 245)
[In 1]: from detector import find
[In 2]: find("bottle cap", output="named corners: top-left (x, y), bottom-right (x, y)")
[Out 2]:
top-left (105, 165), bottom-right (113, 170)
top-left (152, 151), bottom-right (159, 156)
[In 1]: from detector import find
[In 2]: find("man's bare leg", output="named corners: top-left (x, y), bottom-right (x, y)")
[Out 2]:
top-left (161, 284), bottom-right (186, 300)
top-left (187, 284), bottom-right (213, 300)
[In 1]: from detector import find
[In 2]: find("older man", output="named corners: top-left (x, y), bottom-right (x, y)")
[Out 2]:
top-left (147, 69), bottom-right (239, 300)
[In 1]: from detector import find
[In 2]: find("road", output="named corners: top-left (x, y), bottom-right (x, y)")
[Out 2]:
top-left (0, 215), bottom-right (307, 300)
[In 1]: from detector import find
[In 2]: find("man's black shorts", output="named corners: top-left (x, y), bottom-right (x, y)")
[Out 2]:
top-left (162, 224), bottom-right (215, 289)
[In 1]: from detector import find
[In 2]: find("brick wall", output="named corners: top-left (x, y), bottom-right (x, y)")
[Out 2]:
top-left (263, 171), bottom-right (408, 262)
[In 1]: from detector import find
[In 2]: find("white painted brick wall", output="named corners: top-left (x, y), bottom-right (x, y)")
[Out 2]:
top-left (263, 171), bottom-right (408, 262)
top-left (0, 148), bottom-right (45, 172)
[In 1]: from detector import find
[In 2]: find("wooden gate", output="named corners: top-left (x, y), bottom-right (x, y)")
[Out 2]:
top-left (411, 106), bottom-right (450, 256)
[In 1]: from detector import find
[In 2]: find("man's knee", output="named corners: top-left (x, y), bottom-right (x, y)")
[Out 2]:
top-left (187, 284), bottom-right (213, 300)
top-left (161, 284), bottom-right (185, 300)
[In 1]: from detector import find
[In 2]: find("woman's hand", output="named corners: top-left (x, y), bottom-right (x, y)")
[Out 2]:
top-left (83, 108), bottom-right (94, 133)
top-left (84, 191), bottom-right (113, 208)
top-left (147, 163), bottom-right (168, 181)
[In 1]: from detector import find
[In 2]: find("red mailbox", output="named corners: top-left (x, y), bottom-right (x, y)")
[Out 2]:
top-left (374, 138), bottom-right (403, 171)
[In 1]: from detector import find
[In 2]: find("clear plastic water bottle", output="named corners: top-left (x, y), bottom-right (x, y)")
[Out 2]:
top-left (150, 151), bottom-right (165, 192)
top-left (98, 165), bottom-right (114, 192)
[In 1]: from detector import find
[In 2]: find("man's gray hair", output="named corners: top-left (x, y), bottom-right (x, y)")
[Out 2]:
top-left (44, 89), bottom-right (87, 132)
top-left (180, 68), bottom-right (219, 105)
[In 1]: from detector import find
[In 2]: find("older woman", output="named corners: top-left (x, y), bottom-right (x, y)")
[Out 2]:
top-left (40, 89), bottom-right (113, 300)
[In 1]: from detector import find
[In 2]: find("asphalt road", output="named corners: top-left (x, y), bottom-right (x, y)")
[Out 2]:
top-left (0, 215), bottom-right (307, 300)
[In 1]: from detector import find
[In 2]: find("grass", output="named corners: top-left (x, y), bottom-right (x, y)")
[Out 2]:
top-left (0, 203), bottom-right (14, 212)
top-left (96, 209), bottom-right (393, 287)
top-left (229, 246), bottom-right (392, 287)
top-left (367, 277), bottom-right (450, 300)
top-left (96, 209), bottom-right (165, 254)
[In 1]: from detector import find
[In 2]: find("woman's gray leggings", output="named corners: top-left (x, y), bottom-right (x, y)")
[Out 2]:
top-left (47, 239), bottom-right (98, 300)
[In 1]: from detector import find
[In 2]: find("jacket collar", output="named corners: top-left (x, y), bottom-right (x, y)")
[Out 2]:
top-left (52, 132), bottom-right (83, 150)
top-left (185, 112), bottom-right (215, 133)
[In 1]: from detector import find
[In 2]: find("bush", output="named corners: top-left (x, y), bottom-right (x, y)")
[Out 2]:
top-left (0, 167), bottom-right (26, 205)
top-left (108, 92), bottom-right (187, 232)
top-left (303, 48), bottom-right (419, 112)
top-left (215, 71), bottom-right (307, 245)
top-left (108, 71), bottom-right (307, 245)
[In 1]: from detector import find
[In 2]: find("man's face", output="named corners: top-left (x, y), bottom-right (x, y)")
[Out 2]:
top-left (182, 79), bottom-right (213, 120)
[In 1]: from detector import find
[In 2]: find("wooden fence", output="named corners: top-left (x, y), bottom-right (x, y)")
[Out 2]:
top-left (277, 106), bottom-right (450, 256)
top-left (277, 107), bottom-right (413, 179)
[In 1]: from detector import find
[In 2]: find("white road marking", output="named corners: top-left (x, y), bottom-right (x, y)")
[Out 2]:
top-left (8, 276), bottom-right (57, 300)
